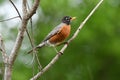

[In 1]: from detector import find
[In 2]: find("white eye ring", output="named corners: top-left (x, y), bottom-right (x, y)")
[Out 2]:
top-left (66, 18), bottom-right (69, 21)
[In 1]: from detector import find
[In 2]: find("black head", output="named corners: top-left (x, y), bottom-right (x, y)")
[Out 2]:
top-left (62, 16), bottom-right (72, 25)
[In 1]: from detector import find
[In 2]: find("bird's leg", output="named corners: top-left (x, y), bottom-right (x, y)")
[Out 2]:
top-left (53, 46), bottom-right (64, 55)
top-left (62, 41), bottom-right (69, 45)
top-left (53, 46), bottom-right (59, 53)
top-left (57, 41), bottom-right (69, 46)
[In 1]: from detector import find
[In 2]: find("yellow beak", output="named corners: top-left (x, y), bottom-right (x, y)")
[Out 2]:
top-left (70, 17), bottom-right (76, 21)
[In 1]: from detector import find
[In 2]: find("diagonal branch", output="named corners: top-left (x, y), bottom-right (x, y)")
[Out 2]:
top-left (30, 0), bottom-right (104, 80)
top-left (9, 0), bottom-right (27, 65)
top-left (27, 0), bottom-right (40, 19)
top-left (2, 0), bottom-right (40, 80)
top-left (9, 0), bottom-right (40, 65)
top-left (9, 0), bottom-right (35, 52)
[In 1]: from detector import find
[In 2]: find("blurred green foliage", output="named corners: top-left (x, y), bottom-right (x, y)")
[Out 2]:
top-left (0, 0), bottom-right (120, 80)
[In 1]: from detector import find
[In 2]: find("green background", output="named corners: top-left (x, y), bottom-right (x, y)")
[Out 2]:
top-left (0, 0), bottom-right (120, 80)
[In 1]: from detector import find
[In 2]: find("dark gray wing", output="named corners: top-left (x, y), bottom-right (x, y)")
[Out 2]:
top-left (42, 23), bottom-right (65, 42)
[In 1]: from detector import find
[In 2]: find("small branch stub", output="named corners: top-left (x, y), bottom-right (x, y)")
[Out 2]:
top-left (0, 33), bottom-right (8, 64)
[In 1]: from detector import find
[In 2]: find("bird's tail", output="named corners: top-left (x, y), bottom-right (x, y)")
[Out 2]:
top-left (27, 42), bottom-right (45, 54)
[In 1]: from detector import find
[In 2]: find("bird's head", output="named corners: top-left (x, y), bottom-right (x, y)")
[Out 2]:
top-left (62, 16), bottom-right (76, 25)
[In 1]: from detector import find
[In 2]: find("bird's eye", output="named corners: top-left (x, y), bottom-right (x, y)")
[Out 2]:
top-left (66, 18), bottom-right (69, 21)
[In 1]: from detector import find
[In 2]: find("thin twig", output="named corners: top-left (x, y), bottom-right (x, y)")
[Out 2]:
top-left (9, 0), bottom-right (22, 19)
top-left (26, 0), bottom-right (42, 71)
top-left (26, 0), bottom-right (34, 48)
top-left (0, 16), bottom-right (19, 22)
top-left (30, 0), bottom-right (104, 79)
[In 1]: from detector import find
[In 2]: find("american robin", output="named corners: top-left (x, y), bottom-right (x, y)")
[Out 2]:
top-left (28, 16), bottom-right (76, 53)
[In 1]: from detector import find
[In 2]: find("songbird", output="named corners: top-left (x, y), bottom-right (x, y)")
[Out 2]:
top-left (28, 16), bottom-right (76, 53)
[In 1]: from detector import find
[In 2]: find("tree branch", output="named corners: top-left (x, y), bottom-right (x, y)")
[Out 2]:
top-left (9, 0), bottom-right (36, 52)
top-left (9, 0), bottom-right (27, 65)
top-left (0, 33), bottom-right (10, 80)
top-left (0, 33), bottom-right (8, 64)
top-left (9, 0), bottom-right (39, 66)
top-left (30, 0), bottom-right (104, 79)
top-left (27, 0), bottom-right (40, 19)
top-left (2, 0), bottom-right (40, 80)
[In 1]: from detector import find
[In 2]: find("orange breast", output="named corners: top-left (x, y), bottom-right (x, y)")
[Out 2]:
top-left (49, 25), bottom-right (71, 44)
